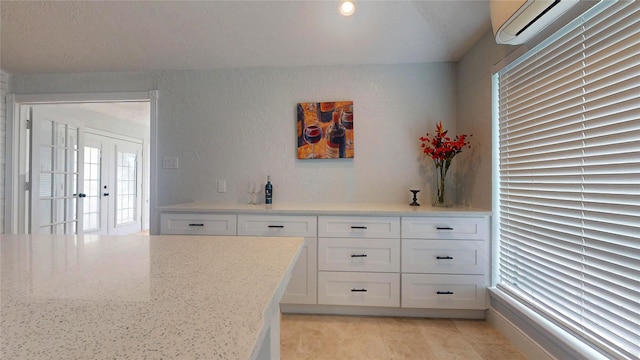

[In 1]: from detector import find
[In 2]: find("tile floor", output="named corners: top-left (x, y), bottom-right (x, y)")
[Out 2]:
top-left (281, 314), bottom-right (528, 360)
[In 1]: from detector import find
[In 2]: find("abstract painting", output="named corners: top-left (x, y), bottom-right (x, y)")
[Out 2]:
top-left (297, 101), bottom-right (353, 159)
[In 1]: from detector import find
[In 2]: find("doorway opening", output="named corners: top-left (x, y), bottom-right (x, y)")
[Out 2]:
top-left (5, 92), bottom-right (157, 235)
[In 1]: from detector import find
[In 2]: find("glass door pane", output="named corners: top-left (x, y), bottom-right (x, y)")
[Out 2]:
top-left (30, 108), bottom-right (84, 235)
top-left (83, 145), bottom-right (102, 233)
top-left (116, 150), bottom-right (137, 225)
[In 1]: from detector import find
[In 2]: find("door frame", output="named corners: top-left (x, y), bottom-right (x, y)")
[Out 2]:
top-left (4, 91), bottom-right (158, 234)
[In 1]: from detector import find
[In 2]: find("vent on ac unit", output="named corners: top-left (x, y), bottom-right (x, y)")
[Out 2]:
top-left (490, 0), bottom-right (580, 45)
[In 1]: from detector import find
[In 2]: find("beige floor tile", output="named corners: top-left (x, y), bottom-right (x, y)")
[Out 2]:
top-left (378, 317), bottom-right (427, 342)
top-left (416, 318), bottom-right (457, 330)
top-left (418, 319), bottom-right (461, 340)
top-left (335, 334), bottom-right (390, 360)
top-left (384, 339), bottom-right (435, 360)
top-left (282, 315), bottom-right (524, 360)
top-left (423, 332), bottom-right (483, 360)
top-left (295, 333), bottom-right (341, 359)
top-left (472, 343), bottom-right (528, 360)
top-left (452, 319), bottom-right (511, 345)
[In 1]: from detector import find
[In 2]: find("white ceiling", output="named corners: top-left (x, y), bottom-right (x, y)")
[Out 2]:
top-left (0, 0), bottom-right (492, 74)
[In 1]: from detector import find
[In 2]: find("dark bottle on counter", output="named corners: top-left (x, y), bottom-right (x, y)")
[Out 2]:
top-left (326, 111), bottom-right (346, 158)
top-left (265, 176), bottom-right (273, 204)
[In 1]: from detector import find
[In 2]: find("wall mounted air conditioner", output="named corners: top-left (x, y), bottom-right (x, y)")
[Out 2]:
top-left (490, 0), bottom-right (580, 45)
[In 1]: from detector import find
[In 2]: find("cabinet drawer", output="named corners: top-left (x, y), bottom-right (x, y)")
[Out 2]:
top-left (401, 216), bottom-right (489, 240)
top-left (401, 274), bottom-right (487, 310)
top-left (402, 240), bottom-right (487, 274)
top-left (237, 215), bottom-right (317, 237)
top-left (318, 238), bottom-right (400, 272)
top-left (160, 213), bottom-right (236, 235)
top-left (318, 216), bottom-right (400, 238)
top-left (318, 271), bottom-right (400, 307)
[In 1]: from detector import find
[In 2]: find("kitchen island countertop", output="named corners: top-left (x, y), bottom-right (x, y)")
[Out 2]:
top-left (0, 234), bottom-right (303, 359)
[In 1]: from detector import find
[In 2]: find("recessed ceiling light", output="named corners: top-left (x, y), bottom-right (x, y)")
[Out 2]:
top-left (338, 0), bottom-right (355, 16)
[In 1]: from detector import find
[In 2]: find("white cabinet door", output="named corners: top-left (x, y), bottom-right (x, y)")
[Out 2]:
top-left (281, 237), bottom-right (317, 305)
top-left (401, 216), bottom-right (489, 240)
top-left (318, 237), bottom-right (400, 273)
top-left (238, 214), bottom-right (318, 305)
top-left (401, 239), bottom-right (487, 274)
top-left (238, 215), bottom-right (316, 237)
top-left (318, 216), bottom-right (400, 238)
top-left (160, 213), bottom-right (237, 235)
top-left (401, 274), bottom-right (487, 309)
top-left (318, 271), bottom-right (400, 307)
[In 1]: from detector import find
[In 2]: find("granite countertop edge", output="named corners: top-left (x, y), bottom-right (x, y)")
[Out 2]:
top-left (158, 202), bottom-right (492, 217)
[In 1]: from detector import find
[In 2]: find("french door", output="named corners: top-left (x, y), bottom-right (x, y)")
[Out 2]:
top-left (30, 108), bottom-right (84, 234)
top-left (83, 132), bottom-right (143, 235)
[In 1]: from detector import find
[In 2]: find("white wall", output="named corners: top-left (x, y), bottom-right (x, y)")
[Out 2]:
top-left (0, 71), bottom-right (9, 233)
top-left (10, 64), bottom-right (456, 209)
top-left (455, 32), bottom-right (515, 210)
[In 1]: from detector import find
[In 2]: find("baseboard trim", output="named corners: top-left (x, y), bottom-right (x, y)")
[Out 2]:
top-left (488, 288), bottom-right (610, 360)
top-left (281, 303), bottom-right (486, 319)
top-left (487, 306), bottom-right (555, 360)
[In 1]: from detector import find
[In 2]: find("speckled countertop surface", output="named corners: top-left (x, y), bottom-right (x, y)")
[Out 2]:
top-left (159, 202), bottom-right (491, 216)
top-left (0, 234), bottom-right (303, 359)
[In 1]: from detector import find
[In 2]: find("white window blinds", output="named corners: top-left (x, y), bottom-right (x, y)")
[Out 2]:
top-left (495, 1), bottom-right (640, 359)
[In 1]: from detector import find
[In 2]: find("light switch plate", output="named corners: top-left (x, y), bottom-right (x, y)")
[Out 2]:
top-left (217, 180), bottom-right (226, 193)
top-left (162, 157), bottom-right (179, 169)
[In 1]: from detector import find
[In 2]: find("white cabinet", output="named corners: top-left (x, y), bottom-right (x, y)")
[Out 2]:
top-left (237, 214), bottom-right (317, 305)
top-left (160, 213), bottom-right (236, 235)
top-left (401, 216), bottom-right (490, 310)
top-left (401, 240), bottom-right (486, 274)
top-left (318, 216), bottom-right (400, 238)
top-left (237, 215), bottom-right (316, 237)
top-left (317, 216), bottom-right (401, 307)
top-left (318, 271), bottom-right (400, 307)
top-left (401, 216), bottom-right (488, 240)
top-left (318, 238), bottom-right (399, 273)
top-left (401, 274), bottom-right (486, 309)
top-left (159, 207), bottom-right (491, 315)
top-left (280, 237), bottom-right (318, 305)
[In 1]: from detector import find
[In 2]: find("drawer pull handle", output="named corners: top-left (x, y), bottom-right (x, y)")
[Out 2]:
top-left (436, 226), bottom-right (454, 230)
top-left (436, 256), bottom-right (453, 260)
top-left (351, 288), bottom-right (367, 292)
top-left (188, 223), bottom-right (204, 227)
top-left (350, 226), bottom-right (368, 229)
top-left (351, 254), bottom-right (368, 258)
top-left (437, 291), bottom-right (454, 295)
top-left (267, 225), bottom-right (285, 228)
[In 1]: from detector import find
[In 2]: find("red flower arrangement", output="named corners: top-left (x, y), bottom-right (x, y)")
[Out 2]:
top-left (419, 122), bottom-right (471, 205)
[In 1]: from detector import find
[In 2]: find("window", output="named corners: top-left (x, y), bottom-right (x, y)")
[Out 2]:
top-left (494, 1), bottom-right (640, 359)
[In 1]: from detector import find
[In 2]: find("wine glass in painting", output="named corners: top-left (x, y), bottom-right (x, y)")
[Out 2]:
top-left (304, 121), bottom-right (323, 159)
top-left (341, 107), bottom-right (354, 149)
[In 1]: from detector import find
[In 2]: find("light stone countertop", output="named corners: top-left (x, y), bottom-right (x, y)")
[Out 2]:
top-left (0, 234), bottom-right (303, 360)
top-left (159, 202), bottom-right (491, 217)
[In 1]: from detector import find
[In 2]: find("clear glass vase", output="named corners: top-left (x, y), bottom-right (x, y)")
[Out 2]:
top-left (433, 165), bottom-right (450, 207)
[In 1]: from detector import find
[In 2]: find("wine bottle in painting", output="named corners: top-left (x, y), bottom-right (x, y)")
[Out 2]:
top-left (319, 102), bottom-right (335, 123)
top-left (326, 111), bottom-right (346, 158)
top-left (297, 103), bottom-right (305, 147)
top-left (341, 104), bottom-right (353, 150)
